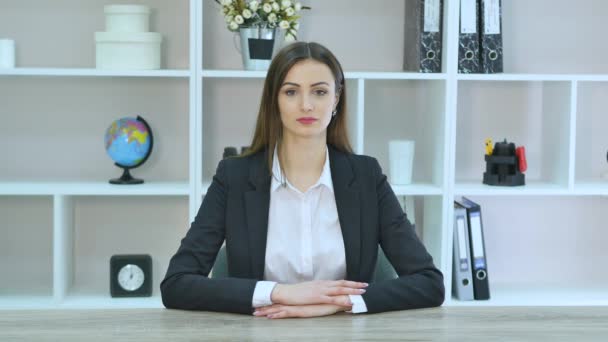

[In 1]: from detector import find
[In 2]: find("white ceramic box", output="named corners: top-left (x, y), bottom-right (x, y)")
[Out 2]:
top-left (105, 5), bottom-right (150, 32)
top-left (95, 32), bottom-right (161, 69)
top-left (95, 4), bottom-right (162, 70)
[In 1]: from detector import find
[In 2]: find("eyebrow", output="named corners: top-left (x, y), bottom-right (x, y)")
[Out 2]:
top-left (281, 81), bottom-right (331, 87)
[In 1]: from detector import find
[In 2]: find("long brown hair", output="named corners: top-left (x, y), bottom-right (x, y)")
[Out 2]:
top-left (242, 41), bottom-right (353, 173)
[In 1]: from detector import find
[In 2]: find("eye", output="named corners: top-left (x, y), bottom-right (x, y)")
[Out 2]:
top-left (284, 89), bottom-right (296, 96)
top-left (314, 89), bottom-right (328, 96)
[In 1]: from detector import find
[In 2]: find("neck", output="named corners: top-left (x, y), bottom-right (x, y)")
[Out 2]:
top-left (278, 135), bottom-right (327, 180)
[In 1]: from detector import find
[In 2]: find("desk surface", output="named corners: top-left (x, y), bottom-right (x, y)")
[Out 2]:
top-left (2, 307), bottom-right (608, 341)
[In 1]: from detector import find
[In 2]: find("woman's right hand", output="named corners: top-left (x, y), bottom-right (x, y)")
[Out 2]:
top-left (270, 280), bottom-right (368, 306)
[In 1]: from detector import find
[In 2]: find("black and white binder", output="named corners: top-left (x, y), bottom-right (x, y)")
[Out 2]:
top-left (452, 202), bottom-right (474, 301)
top-left (458, 0), bottom-right (481, 73)
top-left (455, 197), bottom-right (490, 300)
top-left (403, 0), bottom-right (443, 73)
top-left (478, 0), bottom-right (503, 73)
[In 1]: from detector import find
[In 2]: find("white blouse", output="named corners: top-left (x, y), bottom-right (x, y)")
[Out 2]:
top-left (251, 146), bottom-right (367, 313)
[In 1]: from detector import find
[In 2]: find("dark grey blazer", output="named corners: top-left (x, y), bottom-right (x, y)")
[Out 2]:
top-left (161, 145), bottom-right (445, 314)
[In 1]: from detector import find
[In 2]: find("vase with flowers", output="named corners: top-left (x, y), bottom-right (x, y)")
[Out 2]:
top-left (215, 0), bottom-right (310, 70)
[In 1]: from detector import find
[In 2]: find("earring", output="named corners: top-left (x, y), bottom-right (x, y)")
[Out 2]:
top-left (332, 109), bottom-right (337, 117)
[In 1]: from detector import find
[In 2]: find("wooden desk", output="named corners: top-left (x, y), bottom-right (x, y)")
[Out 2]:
top-left (1, 307), bottom-right (608, 341)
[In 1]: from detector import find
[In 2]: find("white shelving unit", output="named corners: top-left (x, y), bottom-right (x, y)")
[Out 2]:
top-left (1, 0), bottom-right (607, 310)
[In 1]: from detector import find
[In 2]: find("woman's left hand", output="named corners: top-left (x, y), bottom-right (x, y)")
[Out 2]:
top-left (253, 302), bottom-right (350, 319)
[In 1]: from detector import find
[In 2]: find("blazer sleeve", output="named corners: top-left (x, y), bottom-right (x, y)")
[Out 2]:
top-left (361, 158), bottom-right (445, 313)
top-left (160, 159), bottom-right (258, 314)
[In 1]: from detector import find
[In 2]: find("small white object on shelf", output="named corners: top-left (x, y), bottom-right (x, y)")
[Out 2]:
top-left (95, 4), bottom-right (162, 70)
top-left (96, 32), bottom-right (161, 70)
top-left (0, 39), bottom-right (15, 68)
top-left (104, 5), bottom-right (151, 33)
top-left (389, 140), bottom-right (416, 185)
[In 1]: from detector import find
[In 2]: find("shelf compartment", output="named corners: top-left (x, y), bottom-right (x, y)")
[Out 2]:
top-left (447, 196), bottom-right (608, 305)
top-left (575, 82), bottom-right (608, 185)
top-left (456, 81), bottom-right (572, 187)
top-left (448, 284), bottom-right (608, 306)
top-left (364, 79), bottom-right (446, 188)
top-left (202, 0), bottom-right (439, 73)
top-left (0, 182), bottom-right (190, 196)
top-left (0, 196), bottom-right (53, 296)
top-left (501, 0), bottom-right (608, 74)
top-left (0, 0), bottom-right (190, 69)
top-left (68, 196), bottom-right (188, 299)
top-left (0, 77), bottom-right (189, 183)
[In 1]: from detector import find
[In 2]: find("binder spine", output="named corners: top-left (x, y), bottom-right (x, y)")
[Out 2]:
top-left (452, 205), bottom-right (474, 301)
top-left (479, 0), bottom-right (504, 73)
top-left (458, 0), bottom-right (481, 73)
top-left (404, 0), bottom-right (443, 73)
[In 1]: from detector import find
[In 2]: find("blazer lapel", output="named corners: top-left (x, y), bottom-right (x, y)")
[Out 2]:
top-left (328, 146), bottom-right (362, 281)
top-left (245, 150), bottom-right (271, 280)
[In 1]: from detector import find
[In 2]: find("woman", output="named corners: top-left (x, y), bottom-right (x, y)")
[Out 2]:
top-left (161, 42), bottom-right (444, 318)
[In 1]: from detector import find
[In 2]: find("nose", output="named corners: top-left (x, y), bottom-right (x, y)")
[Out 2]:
top-left (300, 94), bottom-right (313, 112)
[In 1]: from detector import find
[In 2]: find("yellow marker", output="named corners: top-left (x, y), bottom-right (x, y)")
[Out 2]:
top-left (485, 138), bottom-right (493, 155)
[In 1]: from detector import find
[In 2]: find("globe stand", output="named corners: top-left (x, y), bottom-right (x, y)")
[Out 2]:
top-left (110, 166), bottom-right (144, 185)
top-left (105, 115), bottom-right (154, 186)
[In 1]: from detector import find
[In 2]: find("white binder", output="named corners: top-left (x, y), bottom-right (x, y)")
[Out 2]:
top-left (452, 203), bottom-right (474, 301)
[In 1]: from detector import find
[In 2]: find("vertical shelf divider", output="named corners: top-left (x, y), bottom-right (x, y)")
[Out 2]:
top-left (190, 0), bottom-right (201, 223)
top-left (195, 0), bottom-right (205, 215)
top-left (442, 0), bottom-right (462, 298)
top-left (356, 78), bottom-right (365, 155)
top-left (568, 80), bottom-right (579, 189)
top-left (53, 194), bottom-right (74, 303)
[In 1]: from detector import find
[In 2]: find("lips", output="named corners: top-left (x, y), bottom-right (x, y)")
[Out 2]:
top-left (296, 117), bottom-right (317, 124)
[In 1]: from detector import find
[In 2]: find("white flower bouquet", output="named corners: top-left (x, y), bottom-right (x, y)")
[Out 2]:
top-left (215, 0), bottom-right (311, 41)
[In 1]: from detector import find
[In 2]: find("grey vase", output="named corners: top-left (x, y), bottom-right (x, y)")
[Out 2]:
top-left (238, 26), bottom-right (285, 71)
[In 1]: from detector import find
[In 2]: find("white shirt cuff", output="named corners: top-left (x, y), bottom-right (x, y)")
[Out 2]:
top-left (252, 281), bottom-right (277, 308)
top-left (346, 294), bottom-right (368, 314)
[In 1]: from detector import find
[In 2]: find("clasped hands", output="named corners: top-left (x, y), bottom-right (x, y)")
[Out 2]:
top-left (253, 280), bottom-right (368, 319)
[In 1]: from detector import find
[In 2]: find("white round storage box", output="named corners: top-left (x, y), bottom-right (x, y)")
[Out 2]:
top-left (95, 32), bottom-right (161, 69)
top-left (104, 5), bottom-right (151, 33)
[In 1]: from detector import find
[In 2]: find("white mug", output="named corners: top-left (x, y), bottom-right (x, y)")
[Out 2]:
top-left (389, 140), bottom-right (415, 185)
top-left (0, 39), bottom-right (16, 68)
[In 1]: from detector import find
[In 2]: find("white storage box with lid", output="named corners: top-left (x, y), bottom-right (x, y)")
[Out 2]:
top-left (104, 4), bottom-right (150, 33)
top-left (95, 32), bottom-right (162, 69)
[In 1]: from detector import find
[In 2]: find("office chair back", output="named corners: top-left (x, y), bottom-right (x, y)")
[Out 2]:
top-left (210, 245), bottom-right (398, 282)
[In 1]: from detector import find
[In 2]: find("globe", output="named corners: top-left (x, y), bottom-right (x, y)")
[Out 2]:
top-left (104, 116), bottom-right (153, 184)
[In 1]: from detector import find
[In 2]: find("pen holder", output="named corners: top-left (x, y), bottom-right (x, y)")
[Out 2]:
top-left (483, 139), bottom-right (525, 186)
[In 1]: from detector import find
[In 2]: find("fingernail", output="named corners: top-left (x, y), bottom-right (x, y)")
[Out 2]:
top-left (359, 289), bottom-right (366, 293)
top-left (363, 283), bottom-right (369, 287)
top-left (253, 311), bottom-right (260, 316)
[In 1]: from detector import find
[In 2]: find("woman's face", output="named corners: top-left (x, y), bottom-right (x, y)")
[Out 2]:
top-left (277, 59), bottom-right (339, 142)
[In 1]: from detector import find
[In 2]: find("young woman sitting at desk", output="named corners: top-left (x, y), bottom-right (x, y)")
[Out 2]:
top-left (161, 41), bottom-right (444, 319)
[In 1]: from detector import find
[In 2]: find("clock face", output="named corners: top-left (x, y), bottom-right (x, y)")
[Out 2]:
top-left (117, 264), bottom-right (145, 291)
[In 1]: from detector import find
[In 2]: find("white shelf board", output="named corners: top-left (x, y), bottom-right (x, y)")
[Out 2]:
top-left (0, 296), bottom-right (57, 310)
top-left (446, 284), bottom-right (608, 306)
top-left (573, 180), bottom-right (608, 195)
top-left (0, 181), bottom-right (190, 196)
top-left (454, 181), bottom-right (569, 196)
top-left (0, 68), bottom-right (190, 78)
top-left (58, 295), bottom-right (164, 309)
top-left (201, 69), bottom-right (447, 80)
top-left (391, 183), bottom-right (443, 196)
top-left (0, 295), bottom-right (163, 310)
top-left (457, 73), bottom-right (608, 82)
top-left (345, 71), bottom-right (446, 80)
